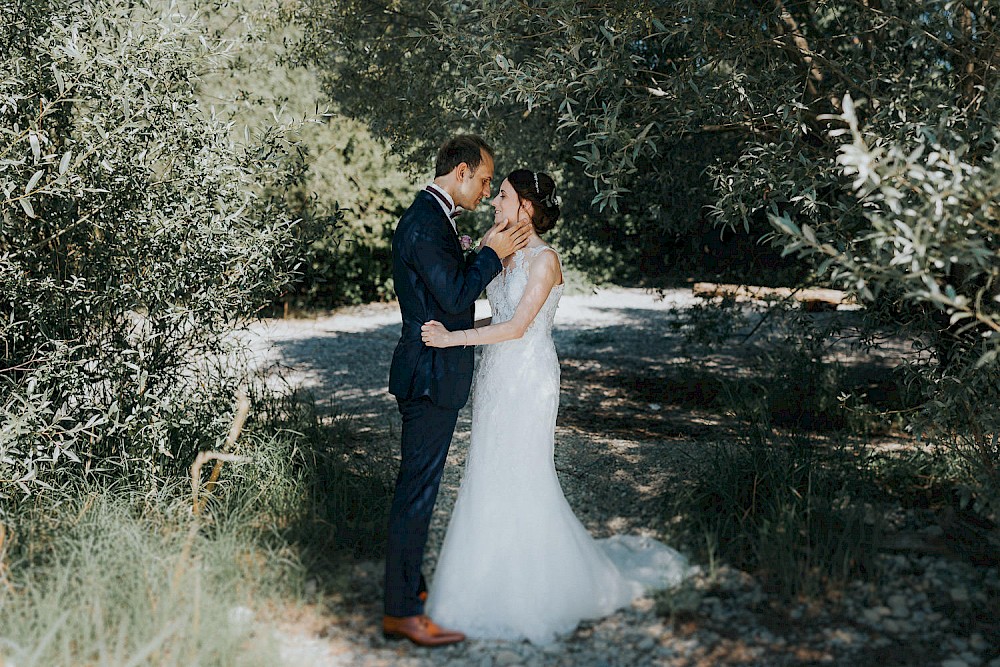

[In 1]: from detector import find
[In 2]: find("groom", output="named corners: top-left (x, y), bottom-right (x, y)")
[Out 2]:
top-left (383, 135), bottom-right (530, 646)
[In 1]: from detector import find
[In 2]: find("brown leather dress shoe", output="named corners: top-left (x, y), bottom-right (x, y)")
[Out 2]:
top-left (382, 614), bottom-right (465, 647)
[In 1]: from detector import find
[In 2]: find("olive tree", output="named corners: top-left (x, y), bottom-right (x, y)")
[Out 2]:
top-left (298, 0), bottom-right (749, 283)
top-left (305, 0), bottom-right (999, 507)
top-left (0, 0), bottom-right (320, 497)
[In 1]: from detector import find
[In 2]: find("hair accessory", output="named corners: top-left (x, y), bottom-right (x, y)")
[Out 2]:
top-left (541, 189), bottom-right (561, 208)
top-left (533, 172), bottom-right (539, 194)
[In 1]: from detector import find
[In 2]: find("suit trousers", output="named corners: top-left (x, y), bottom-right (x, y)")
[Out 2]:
top-left (384, 395), bottom-right (460, 617)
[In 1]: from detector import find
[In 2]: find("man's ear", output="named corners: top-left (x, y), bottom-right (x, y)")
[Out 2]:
top-left (456, 162), bottom-right (470, 180)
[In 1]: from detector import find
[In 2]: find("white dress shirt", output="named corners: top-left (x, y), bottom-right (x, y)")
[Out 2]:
top-left (425, 183), bottom-right (460, 234)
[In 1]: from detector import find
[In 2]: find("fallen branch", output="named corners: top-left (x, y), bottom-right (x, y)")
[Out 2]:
top-left (0, 522), bottom-right (13, 593)
top-left (190, 451), bottom-right (248, 516)
top-left (190, 388), bottom-right (251, 515)
top-left (693, 282), bottom-right (855, 309)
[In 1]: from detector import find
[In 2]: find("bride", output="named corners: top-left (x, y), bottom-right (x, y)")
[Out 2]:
top-left (420, 169), bottom-right (692, 644)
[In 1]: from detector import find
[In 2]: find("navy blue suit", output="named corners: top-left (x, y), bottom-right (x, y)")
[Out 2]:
top-left (384, 190), bottom-right (502, 617)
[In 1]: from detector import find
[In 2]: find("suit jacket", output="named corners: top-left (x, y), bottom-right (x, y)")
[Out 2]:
top-left (388, 190), bottom-right (503, 409)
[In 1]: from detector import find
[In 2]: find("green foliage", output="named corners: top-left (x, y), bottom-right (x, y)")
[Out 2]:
top-left (870, 447), bottom-right (966, 509)
top-left (675, 300), bottom-right (907, 435)
top-left (667, 304), bottom-right (907, 595)
top-left (0, 382), bottom-right (393, 664)
top-left (671, 432), bottom-right (882, 599)
top-left (236, 385), bottom-right (394, 561)
top-left (770, 94), bottom-right (1000, 512)
top-left (298, 0), bottom-right (723, 286)
top-left (302, 0), bottom-right (998, 287)
top-left (282, 121), bottom-right (411, 309)
top-left (197, 5), bottom-right (414, 309)
top-left (0, 0), bottom-right (315, 497)
top-left (304, 2), bottom-right (999, 506)
top-left (0, 484), bottom-right (285, 666)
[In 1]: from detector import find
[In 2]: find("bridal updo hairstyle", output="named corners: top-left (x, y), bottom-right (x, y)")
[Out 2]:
top-left (507, 169), bottom-right (561, 234)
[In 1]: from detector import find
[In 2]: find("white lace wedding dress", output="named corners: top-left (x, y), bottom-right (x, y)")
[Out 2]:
top-left (425, 246), bottom-right (692, 644)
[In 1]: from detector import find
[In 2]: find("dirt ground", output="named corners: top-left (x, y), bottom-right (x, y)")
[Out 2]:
top-left (241, 288), bottom-right (1000, 666)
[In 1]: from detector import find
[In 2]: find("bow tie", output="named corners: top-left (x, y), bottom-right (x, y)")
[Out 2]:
top-left (426, 186), bottom-right (461, 220)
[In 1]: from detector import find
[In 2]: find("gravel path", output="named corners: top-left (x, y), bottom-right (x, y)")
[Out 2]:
top-left (242, 288), bottom-right (1000, 667)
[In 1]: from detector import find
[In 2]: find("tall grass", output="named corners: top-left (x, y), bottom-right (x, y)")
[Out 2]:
top-left (0, 388), bottom-right (394, 666)
top-left (0, 484), bottom-right (284, 666)
top-left (668, 388), bottom-right (883, 599)
top-left (234, 386), bottom-right (394, 564)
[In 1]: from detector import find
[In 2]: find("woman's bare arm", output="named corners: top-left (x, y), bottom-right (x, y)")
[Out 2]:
top-left (422, 251), bottom-right (562, 348)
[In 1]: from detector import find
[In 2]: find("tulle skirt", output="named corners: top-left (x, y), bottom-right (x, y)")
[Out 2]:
top-left (425, 337), bottom-right (690, 644)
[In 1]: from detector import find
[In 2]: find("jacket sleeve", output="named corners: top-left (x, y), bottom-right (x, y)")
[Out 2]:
top-left (408, 226), bottom-right (502, 315)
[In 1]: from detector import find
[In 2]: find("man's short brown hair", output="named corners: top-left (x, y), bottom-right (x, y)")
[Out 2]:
top-left (434, 134), bottom-right (493, 177)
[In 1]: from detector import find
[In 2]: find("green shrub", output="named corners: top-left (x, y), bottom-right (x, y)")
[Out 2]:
top-left (677, 299), bottom-right (905, 434)
top-left (282, 119), bottom-right (412, 309)
top-left (669, 379), bottom-right (883, 599)
top-left (768, 96), bottom-right (1000, 522)
top-left (671, 435), bottom-right (882, 599)
top-left (0, 0), bottom-right (318, 497)
top-left (0, 380), bottom-right (394, 664)
top-left (304, 0), bottom-right (1000, 527)
top-left (287, 218), bottom-right (396, 311)
top-left (231, 385), bottom-right (394, 562)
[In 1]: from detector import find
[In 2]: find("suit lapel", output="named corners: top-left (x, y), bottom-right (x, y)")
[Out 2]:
top-left (416, 191), bottom-right (462, 254)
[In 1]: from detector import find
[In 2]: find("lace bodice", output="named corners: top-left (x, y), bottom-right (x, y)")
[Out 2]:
top-left (485, 245), bottom-right (563, 337)
top-left (469, 244), bottom-right (563, 446)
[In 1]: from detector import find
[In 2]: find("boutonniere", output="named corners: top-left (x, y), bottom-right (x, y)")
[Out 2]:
top-left (459, 234), bottom-right (474, 252)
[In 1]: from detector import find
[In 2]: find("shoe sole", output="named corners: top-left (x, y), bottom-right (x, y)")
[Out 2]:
top-left (381, 630), bottom-right (464, 647)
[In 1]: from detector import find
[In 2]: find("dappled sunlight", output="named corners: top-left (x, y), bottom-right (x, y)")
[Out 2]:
top-left (245, 318), bottom-right (400, 421)
top-left (243, 288), bottom-right (999, 667)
